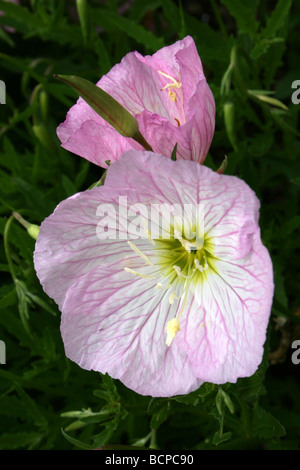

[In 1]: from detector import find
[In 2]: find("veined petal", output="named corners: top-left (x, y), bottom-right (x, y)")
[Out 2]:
top-left (178, 231), bottom-right (273, 383)
top-left (136, 79), bottom-right (215, 163)
top-left (106, 151), bottom-right (261, 261)
top-left (61, 263), bottom-right (203, 397)
top-left (104, 150), bottom-right (203, 205)
top-left (34, 187), bottom-right (149, 309)
top-left (57, 36), bottom-right (215, 166)
top-left (34, 150), bottom-right (274, 395)
top-left (99, 52), bottom-right (169, 118)
top-left (57, 102), bottom-right (143, 168)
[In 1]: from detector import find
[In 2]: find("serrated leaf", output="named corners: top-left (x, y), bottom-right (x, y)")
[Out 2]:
top-left (221, 0), bottom-right (258, 37)
top-left (15, 384), bottom-right (47, 429)
top-left (92, 8), bottom-right (164, 51)
top-left (251, 37), bottom-right (285, 59)
top-left (197, 382), bottom-right (217, 400)
top-left (0, 432), bottom-right (42, 450)
top-left (252, 407), bottom-right (286, 439)
top-left (264, 0), bottom-right (293, 38)
top-left (61, 408), bottom-right (112, 420)
top-left (0, 396), bottom-right (28, 419)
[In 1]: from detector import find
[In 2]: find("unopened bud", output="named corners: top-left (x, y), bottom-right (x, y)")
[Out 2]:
top-left (223, 101), bottom-right (237, 150)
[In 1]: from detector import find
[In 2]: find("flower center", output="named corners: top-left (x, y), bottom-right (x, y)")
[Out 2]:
top-left (124, 226), bottom-right (216, 347)
top-left (157, 70), bottom-right (182, 103)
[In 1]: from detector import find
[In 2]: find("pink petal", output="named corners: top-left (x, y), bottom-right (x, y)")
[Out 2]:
top-left (136, 79), bottom-right (215, 162)
top-left (177, 230), bottom-right (273, 383)
top-left (98, 52), bottom-right (169, 117)
top-left (34, 151), bottom-right (273, 393)
top-left (34, 187), bottom-right (147, 309)
top-left (61, 263), bottom-right (203, 397)
top-left (57, 102), bottom-right (142, 168)
top-left (57, 36), bottom-right (215, 166)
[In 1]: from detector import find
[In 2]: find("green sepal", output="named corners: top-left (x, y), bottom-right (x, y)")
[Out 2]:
top-left (54, 74), bottom-right (152, 150)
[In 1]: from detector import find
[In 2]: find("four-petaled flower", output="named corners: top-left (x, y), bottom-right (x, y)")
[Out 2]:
top-left (57, 36), bottom-right (215, 168)
top-left (34, 151), bottom-right (273, 397)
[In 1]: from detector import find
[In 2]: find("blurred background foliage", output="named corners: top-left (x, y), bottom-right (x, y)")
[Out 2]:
top-left (0, 0), bottom-right (299, 450)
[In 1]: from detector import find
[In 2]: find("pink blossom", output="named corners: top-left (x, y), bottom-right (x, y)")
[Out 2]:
top-left (34, 151), bottom-right (273, 397)
top-left (57, 36), bottom-right (215, 168)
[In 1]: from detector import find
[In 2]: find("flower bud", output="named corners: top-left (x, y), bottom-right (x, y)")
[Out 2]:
top-left (223, 101), bottom-right (237, 150)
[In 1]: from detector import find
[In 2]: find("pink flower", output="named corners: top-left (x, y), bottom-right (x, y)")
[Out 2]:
top-left (34, 151), bottom-right (273, 397)
top-left (57, 36), bottom-right (215, 168)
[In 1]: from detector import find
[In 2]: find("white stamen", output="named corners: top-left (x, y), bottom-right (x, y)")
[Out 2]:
top-left (173, 265), bottom-right (195, 279)
top-left (158, 70), bottom-right (182, 90)
top-left (194, 258), bottom-right (209, 272)
top-left (124, 267), bottom-right (155, 279)
top-left (141, 217), bottom-right (155, 245)
top-left (127, 241), bottom-right (154, 266)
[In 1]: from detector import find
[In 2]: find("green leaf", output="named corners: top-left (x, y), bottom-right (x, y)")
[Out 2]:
top-left (150, 405), bottom-right (170, 430)
top-left (248, 90), bottom-right (288, 110)
top-left (15, 384), bottom-right (48, 429)
top-left (273, 265), bottom-right (288, 308)
top-left (0, 25), bottom-right (15, 47)
top-left (250, 37), bottom-right (285, 60)
top-left (62, 174), bottom-right (77, 197)
top-left (55, 74), bottom-right (151, 150)
top-left (92, 8), bottom-right (164, 51)
top-left (76, 0), bottom-right (89, 45)
top-left (25, 292), bottom-right (57, 316)
top-left (212, 430), bottom-right (232, 446)
top-left (92, 425), bottom-right (115, 448)
top-left (0, 0), bottom-right (41, 32)
top-left (0, 287), bottom-right (17, 309)
top-left (129, 0), bottom-right (162, 22)
top-left (61, 408), bottom-right (112, 421)
top-left (0, 432), bottom-right (42, 450)
top-left (0, 396), bottom-right (28, 419)
top-left (264, 0), bottom-right (293, 38)
top-left (221, 0), bottom-right (259, 37)
top-left (291, 177), bottom-right (300, 185)
top-left (252, 407), bottom-right (286, 439)
top-left (61, 428), bottom-right (94, 450)
top-left (197, 382), bottom-right (217, 401)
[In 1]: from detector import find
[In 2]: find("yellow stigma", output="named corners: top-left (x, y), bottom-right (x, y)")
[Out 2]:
top-left (158, 70), bottom-right (182, 103)
top-left (168, 89), bottom-right (177, 102)
top-left (166, 318), bottom-right (180, 346)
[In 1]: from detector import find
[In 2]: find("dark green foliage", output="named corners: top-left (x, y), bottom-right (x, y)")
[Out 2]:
top-left (0, 0), bottom-right (299, 450)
